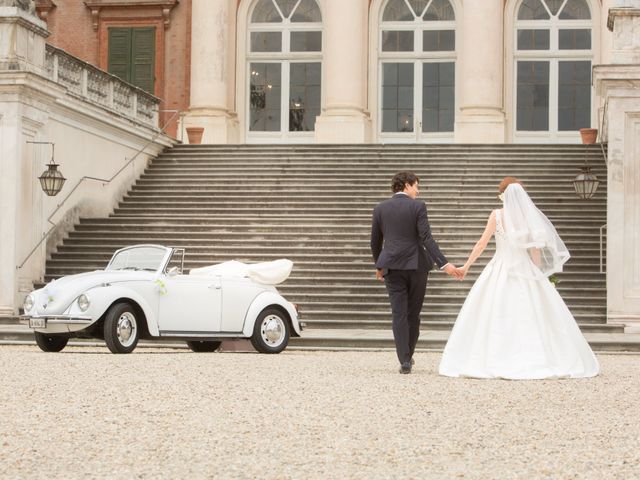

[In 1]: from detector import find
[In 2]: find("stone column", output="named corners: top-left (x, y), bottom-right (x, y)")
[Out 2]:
top-left (183, 0), bottom-right (238, 144)
top-left (314, 0), bottom-right (371, 143)
top-left (0, 2), bottom-right (47, 315)
top-left (455, 0), bottom-right (505, 143)
top-left (593, 4), bottom-right (640, 328)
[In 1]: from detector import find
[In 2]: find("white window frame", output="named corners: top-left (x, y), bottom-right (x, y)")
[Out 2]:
top-left (512, 0), bottom-right (595, 143)
top-left (377, 0), bottom-right (458, 144)
top-left (245, 0), bottom-right (322, 144)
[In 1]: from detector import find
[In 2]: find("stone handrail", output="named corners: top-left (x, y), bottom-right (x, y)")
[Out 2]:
top-left (45, 44), bottom-right (159, 129)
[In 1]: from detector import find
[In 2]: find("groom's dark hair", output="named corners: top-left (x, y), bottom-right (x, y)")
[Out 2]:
top-left (392, 171), bottom-right (419, 193)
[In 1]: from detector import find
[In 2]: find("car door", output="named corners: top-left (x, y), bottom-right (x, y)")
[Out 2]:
top-left (219, 277), bottom-right (266, 332)
top-left (157, 275), bottom-right (222, 334)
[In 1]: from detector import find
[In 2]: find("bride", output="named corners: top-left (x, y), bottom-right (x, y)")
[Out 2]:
top-left (439, 177), bottom-right (599, 379)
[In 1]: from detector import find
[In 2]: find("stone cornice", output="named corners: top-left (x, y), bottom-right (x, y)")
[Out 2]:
top-left (607, 7), bottom-right (640, 31)
top-left (83, 0), bottom-right (178, 30)
top-left (0, 7), bottom-right (49, 36)
top-left (34, 0), bottom-right (55, 21)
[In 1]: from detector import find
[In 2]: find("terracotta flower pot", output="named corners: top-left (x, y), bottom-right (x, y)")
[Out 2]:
top-left (186, 127), bottom-right (204, 144)
top-left (579, 128), bottom-right (598, 144)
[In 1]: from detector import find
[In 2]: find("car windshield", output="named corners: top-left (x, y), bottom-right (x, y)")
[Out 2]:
top-left (106, 246), bottom-right (168, 272)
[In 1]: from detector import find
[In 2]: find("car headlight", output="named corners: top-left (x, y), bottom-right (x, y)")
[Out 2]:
top-left (23, 294), bottom-right (34, 312)
top-left (77, 294), bottom-right (90, 312)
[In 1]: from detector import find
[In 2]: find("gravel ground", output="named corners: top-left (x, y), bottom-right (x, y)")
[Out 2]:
top-left (1, 346), bottom-right (639, 480)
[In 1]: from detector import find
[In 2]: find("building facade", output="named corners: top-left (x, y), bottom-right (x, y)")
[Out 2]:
top-left (37, 0), bottom-right (614, 144)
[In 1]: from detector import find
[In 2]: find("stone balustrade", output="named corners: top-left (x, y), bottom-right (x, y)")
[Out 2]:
top-left (45, 44), bottom-right (159, 128)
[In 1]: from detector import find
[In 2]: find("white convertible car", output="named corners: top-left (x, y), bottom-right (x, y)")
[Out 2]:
top-left (21, 245), bottom-right (302, 354)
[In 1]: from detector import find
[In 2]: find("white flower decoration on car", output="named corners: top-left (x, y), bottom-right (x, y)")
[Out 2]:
top-left (154, 279), bottom-right (167, 295)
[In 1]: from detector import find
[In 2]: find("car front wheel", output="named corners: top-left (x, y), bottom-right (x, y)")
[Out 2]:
top-left (186, 340), bottom-right (221, 353)
top-left (250, 308), bottom-right (290, 354)
top-left (34, 332), bottom-right (68, 352)
top-left (104, 303), bottom-right (140, 354)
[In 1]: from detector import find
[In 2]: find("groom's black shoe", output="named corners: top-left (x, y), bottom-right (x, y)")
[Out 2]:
top-left (411, 358), bottom-right (415, 366)
top-left (399, 362), bottom-right (412, 374)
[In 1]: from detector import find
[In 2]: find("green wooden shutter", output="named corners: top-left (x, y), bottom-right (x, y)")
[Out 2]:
top-left (108, 27), bottom-right (156, 94)
top-left (107, 28), bottom-right (132, 83)
top-left (131, 27), bottom-right (156, 94)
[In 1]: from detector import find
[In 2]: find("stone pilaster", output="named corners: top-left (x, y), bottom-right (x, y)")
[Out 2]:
top-left (593, 5), bottom-right (640, 327)
top-left (455, 0), bottom-right (505, 143)
top-left (0, 3), bottom-right (47, 314)
top-left (314, 0), bottom-right (371, 143)
top-left (183, 0), bottom-right (238, 144)
top-left (0, 2), bottom-right (47, 73)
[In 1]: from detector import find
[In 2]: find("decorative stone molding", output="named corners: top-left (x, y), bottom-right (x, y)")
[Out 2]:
top-left (34, 0), bottom-right (55, 21)
top-left (0, 0), bottom-right (35, 13)
top-left (83, 0), bottom-right (178, 30)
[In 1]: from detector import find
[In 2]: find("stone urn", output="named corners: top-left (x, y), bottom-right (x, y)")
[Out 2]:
top-left (579, 128), bottom-right (598, 144)
top-left (186, 127), bottom-right (204, 144)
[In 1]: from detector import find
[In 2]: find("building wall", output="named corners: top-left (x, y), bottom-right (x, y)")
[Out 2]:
top-left (37, 0), bottom-right (614, 143)
top-left (38, 0), bottom-right (191, 137)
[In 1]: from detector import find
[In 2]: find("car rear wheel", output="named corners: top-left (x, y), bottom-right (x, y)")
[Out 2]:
top-left (104, 303), bottom-right (139, 354)
top-left (186, 340), bottom-right (222, 353)
top-left (250, 308), bottom-right (290, 354)
top-left (34, 332), bottom-right (68, 352)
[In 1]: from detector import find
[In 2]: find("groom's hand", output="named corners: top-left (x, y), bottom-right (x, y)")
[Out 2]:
top-left (443, 263), bottom-right (463, 280)
top-left (375, 269), bottom-right (384, 282)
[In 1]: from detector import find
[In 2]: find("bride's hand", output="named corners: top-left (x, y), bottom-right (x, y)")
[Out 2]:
top-left (456, 266), bottom-right (468, 280)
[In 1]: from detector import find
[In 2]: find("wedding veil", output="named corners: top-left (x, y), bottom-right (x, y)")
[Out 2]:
top-left (502, 183), bottom-right (570, 277)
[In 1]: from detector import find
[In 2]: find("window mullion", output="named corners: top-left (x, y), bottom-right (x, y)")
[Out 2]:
top-left (549, 59), bottom-right (558, 134)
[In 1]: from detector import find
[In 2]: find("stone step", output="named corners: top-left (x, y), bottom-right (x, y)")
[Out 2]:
top-left (296, 309), bottom-right (606, 324)
top-left (53, 242), bottom-right (605, 254)
top-left (289, 329), bottom-right (640, 353)
top-left (38, 143), bottom-right (614, 351)
top-left (277, 284), bottom-right (604, 296)
top-left (303, 319), bottom-right (622, 333)
top-left (4, 326), bottom-right (638, 353)
top-left (115, 199), bottom-right (606, 210)
top-left (290, 300), bottom-right (605, 313)
top-left (64, 231), bottom-right (607, 243)
top-left (148, 165), bottom-right (607, 173)
top-left (42, 263), bottom-right (607, 277)
top-left (111, 207), bottom-right (607, 217)
top-left (75, 216), bottom-right (606, 227)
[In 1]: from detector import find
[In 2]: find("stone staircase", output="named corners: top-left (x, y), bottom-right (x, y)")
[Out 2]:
top-left (4, 144), bottom-right (634, 351)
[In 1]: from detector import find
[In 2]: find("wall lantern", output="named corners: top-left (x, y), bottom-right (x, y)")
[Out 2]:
top-left (27, 141), bottom-right (66, 196)
top-left (573, 164), bottom-right (600, 200)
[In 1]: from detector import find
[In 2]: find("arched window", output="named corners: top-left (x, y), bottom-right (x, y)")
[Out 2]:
top-left (379, 0), bottom-right (456, 142)
top-left (247, 0), bottom-right (322, 139)
top-left (514, 0), bottom-right (592, 136)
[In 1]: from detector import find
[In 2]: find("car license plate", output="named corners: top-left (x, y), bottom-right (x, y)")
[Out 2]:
top-left (29, 318), bottom-right (46, 328)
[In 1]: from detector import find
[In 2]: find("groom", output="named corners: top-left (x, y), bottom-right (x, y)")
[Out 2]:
top-left (371, 172), bottom-right (460, 374)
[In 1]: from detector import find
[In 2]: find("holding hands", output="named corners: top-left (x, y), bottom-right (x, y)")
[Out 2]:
top-left (454, 265), bottom-right (469, 280)
top-left (443, 263), bottom-right (465, 280)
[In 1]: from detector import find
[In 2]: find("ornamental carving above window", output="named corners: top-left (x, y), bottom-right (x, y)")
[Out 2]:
top-left (83, 0), bottom-right (179, 30)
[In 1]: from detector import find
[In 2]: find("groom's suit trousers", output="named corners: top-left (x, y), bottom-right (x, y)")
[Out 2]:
top-left (384, 266), bottom-right (428, 364)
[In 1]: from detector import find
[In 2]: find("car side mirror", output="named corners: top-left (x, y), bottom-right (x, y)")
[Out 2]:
top-left (167, 266), bottom-right (180, 277)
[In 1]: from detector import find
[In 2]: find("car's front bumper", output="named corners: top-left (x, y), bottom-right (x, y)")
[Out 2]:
top-left (20, 315), bottom-right (93, 333)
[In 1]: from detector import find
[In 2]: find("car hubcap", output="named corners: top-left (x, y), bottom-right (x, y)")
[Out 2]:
top-left (117, 312), bottom-right (137, 347)
top-left (261, 315), bottom-right (285, 347)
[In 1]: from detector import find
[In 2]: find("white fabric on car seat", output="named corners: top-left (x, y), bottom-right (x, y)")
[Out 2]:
top-left (189, 259), bottom-right (293, 285)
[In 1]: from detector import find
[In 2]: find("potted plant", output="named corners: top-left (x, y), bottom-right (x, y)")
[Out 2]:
top-left (186, 127), bottom-right (204, 144)
top-left (579, 128), bottom-right (598, 144)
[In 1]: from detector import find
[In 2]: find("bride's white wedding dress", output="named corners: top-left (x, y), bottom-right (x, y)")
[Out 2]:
top-left (439, 208), bottom-right (599, 380)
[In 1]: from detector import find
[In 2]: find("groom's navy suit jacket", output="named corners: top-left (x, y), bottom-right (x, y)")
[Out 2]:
top-left (371, 193), bottom-right (448, 274)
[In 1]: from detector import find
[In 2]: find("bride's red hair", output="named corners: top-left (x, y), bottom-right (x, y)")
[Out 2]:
top-left (498, 177), bottom-right (524, 194)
